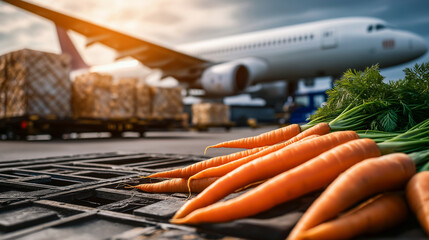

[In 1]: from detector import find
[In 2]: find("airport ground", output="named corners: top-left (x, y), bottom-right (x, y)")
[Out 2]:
top-left (0, 126), bottom-right (276, 162)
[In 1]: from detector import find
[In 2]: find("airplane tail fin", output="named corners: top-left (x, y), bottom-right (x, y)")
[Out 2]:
top-left (55, 25), bottom-right (89, 71)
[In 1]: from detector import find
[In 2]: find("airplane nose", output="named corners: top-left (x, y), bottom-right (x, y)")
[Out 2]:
top-left (410, 34), bottom-right (428, 57)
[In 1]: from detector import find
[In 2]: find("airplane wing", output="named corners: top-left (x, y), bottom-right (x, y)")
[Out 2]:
top-left (3, 0), bottom-right (211, 82)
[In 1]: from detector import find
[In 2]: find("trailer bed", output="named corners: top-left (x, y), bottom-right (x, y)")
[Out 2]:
top-left (0, 116), bottom-right (184, 140)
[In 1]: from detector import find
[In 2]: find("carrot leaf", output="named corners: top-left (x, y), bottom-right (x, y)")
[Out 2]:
top-left (308, 62), bottom-right (429, 132)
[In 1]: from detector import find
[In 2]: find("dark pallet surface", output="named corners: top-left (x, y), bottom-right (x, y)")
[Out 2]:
top-left (0, 152), bottom-right (427, 240)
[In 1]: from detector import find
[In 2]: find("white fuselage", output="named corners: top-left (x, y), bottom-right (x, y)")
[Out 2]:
top-left (177, 17), bottom-right (427, 83)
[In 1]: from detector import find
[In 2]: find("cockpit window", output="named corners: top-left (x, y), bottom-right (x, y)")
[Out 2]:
top-left (368, 23), bottom-right (390, 33)
top-left (375, 24), bottom-right (386, 31)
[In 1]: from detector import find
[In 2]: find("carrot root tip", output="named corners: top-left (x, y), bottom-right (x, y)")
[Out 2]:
top-left (186, 178), bottom-right (193, 200)
top-left (123, 183), bottom-right (137, 189)
top-left (138, 175), bottom-right (151, 179)
top-left (204, 146), bottom-right (212, 155)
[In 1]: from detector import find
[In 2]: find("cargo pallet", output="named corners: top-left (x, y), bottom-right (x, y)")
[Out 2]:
top-left (0, 115), bottom-right (184, 140)
top-left (0, 152), bottom-right (426, 240)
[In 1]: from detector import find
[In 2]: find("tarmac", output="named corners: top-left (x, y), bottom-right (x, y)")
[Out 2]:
top-left (0, 126), bottom-right (277, 162)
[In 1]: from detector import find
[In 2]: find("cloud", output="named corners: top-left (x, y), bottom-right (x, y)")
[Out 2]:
top-left (24, 0), bottom-right (244, 44)
top-left (0, 0), bottom-right (247, 64)
top-left (5, 0), bottom-right (429, 44)
top-left (0, 5), bottom-right (32, 32)
top-left (0, 0), bottom-right (428, 74)
top-left (0, 2), bottom-right (58, 53)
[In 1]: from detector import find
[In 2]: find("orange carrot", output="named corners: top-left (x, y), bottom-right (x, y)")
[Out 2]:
top-left (298, 193), bottom-right (408, 240)
top-left (234, 179), bottom-right (267, 193)
top-left (186, 135), bottom-right (318, 197)
top-left (288, 153), bottom-right (416, 240)
top-left (406, 171), bottom-right (429, 236)
top-left (190, 135), bottom-right (319, 183)
top-left (172, 130), bottom-right (359, 220)
top-left (130, 177), bottom-right (218, 193)
top-left (145, 147), bottom-right (266, 179)
top-left (204, 123), bottom-right (302, 154)
top-left (148, 126), bottom-right (323, 180)
top-left (191, 123), bottom-right (331, 181)
top-left (171, 138), bottom-right (380, 224)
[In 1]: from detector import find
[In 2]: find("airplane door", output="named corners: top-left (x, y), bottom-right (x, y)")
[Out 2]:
top-left (321, 29), bottom-right (338, 49)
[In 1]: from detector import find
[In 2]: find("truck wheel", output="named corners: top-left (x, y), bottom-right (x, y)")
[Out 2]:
top-left (111, 132), bottom-right (122, 138)
top-left (51, 133), bottom-right (63, 140)
top-left (6, 131), bottom-right (22, 140)
top-left (6, 130), bottom-right (15, 140)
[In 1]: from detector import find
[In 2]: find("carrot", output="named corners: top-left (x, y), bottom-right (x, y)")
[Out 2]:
top-left (148, 123), bottom-right (328, 180)
top-left (204, 123), bottom-right (302, 154)
top-left (288, 153), bottom-right (416, 240)
top-left (145, 147), bottom-right (266, 179)
top-left (406, 171), bottom-right (429, 236)
top-left (172, 130), bottom-right (359, 220)
top-left (129, 177), bottom-right (219, 193)
top-left (234, 179), bottom-right (267, 193)
top-left (298, 193), bottom-right (409, 240)
top-left (170, 138), bottom-right (380, 224)
top-left (189, 134), bottom-right (319, 183)
top-left (192, 123), bottom-right (330, 181)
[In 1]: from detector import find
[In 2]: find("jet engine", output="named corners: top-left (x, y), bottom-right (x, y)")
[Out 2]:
top-left (199, 58), bottom-right (268, 96)
top-left (200, 62), bottom-right (250, 96)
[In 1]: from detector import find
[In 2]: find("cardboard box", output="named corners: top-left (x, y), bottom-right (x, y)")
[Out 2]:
top-left (151, 86), bottom-right (183, 119)
top-left (135, 81), bottom-right (151, 119)
top-left (0, 49), bottom-right (71, 118)
top-left (72, 72), bottom-right (184, 120)
top-left (73, 73), bottom-right (138, 119)
top-left (110, 78), bottom-right (137, 119)
top-left (192, 103), bottom-right (230, 125)
top-left (72, 72), bottom-right (113, 119)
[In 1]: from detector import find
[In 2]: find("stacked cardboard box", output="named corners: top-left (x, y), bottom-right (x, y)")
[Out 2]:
top-left (0, 49), bottom-right (185, 122)
top-left (151, 86), bottom-right (183, 119)
top-left (0, 49), bottom-right (71, 118)
top-left (192, 103), bottom-right (230, 125)
top-left (110, 78), bottom-right (137, 119)
top-left (72, 72), bottom-right (183, 120)
top-left (135, 81), bottom-right (152, 119)
top-left (72, 72), bottom-right (113, 119)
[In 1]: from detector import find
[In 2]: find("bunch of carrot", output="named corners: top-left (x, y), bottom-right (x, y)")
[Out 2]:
top-left (130, 117), bottom-right (429, 239)
top-left (286, 147), bottom-right (429, 239)
top-left (288, 152), bottom-right (417, 239)
top-left (129, 122), bottom-right (331, 193)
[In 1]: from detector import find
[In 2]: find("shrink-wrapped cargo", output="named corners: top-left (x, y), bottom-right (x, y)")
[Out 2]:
top-left (110, 78), bottom-right (136, 119)
top-left (0, 49), bottom-right (71, 118)
top-left (73, 73), bottom-right (139, 119)
top-left (72, 72), bottom-right (113, 119)
top-left (72, 72), bottom-right (184, 120)
top-left (192, 103), bottom-right (230, 125)
top-left (135, 81), bottom-right (151, 119)
top-left (151, 86), bottom-right (183, 119)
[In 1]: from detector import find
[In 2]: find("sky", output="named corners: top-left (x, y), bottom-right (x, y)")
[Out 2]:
top-left (1, 0), bottom-right (429, 81)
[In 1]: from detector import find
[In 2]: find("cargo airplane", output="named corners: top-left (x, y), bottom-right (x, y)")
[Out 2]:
top-left (4, 0), bottom-right (428, 97)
